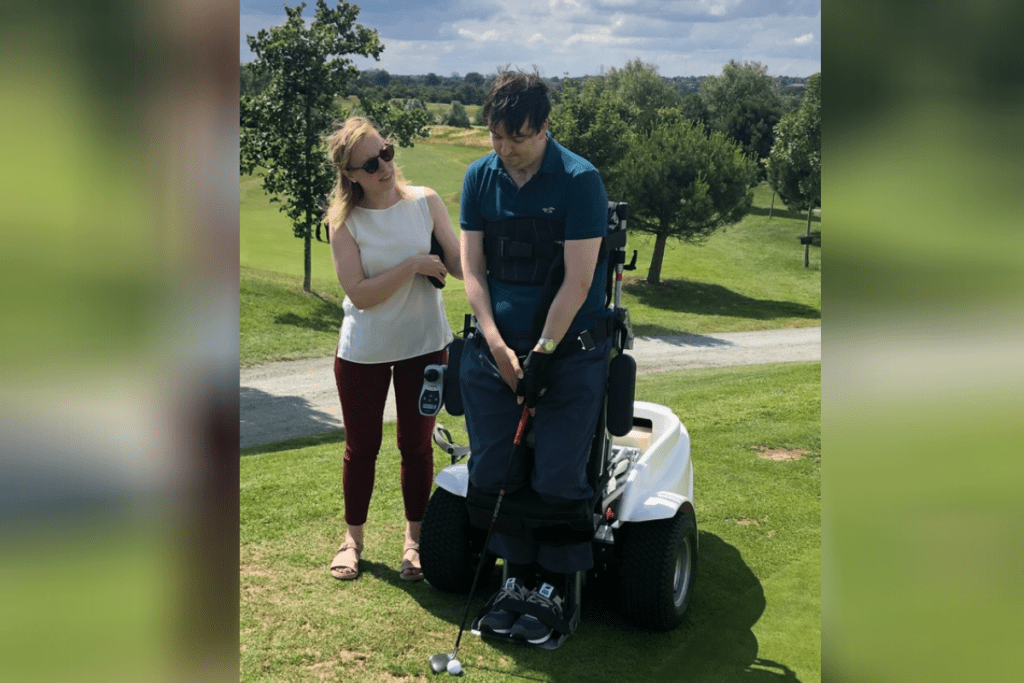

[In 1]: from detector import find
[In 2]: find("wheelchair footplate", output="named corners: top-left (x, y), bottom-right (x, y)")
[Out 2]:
top-left (470, 579), bottom-right (581, 650)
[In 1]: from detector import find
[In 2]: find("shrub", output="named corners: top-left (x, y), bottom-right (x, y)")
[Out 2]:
top-left (440, 100), bottom-right (470, 128)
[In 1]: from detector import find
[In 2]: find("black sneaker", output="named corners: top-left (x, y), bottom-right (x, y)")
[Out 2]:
top-left (509, 582), bottom-right (563, 644)
top-left (478, 577), bottom-right (530, 634)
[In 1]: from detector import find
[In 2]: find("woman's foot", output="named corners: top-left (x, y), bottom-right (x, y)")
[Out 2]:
top-left (399, 544), bottom-right (424, 581)
top-left (330, 524), bottom-right (364, 580)
top-left (330, 543), bottom-right (362, 580)
top-left (400, 520), bottom-right (424, 581)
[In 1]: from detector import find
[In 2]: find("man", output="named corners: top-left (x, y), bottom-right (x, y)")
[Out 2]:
top-left (459, 71), bottom-right (612, 644)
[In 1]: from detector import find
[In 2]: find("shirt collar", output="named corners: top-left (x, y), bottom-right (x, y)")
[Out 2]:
top-left (538, 132), bottom-right (559, 174)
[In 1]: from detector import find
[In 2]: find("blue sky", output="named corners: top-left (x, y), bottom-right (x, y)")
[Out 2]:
top-left (240, 0), bottom-right (820, 77)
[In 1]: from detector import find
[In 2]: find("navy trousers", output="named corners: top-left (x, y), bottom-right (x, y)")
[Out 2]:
top-left (460, 332), bottom-right (611, 574)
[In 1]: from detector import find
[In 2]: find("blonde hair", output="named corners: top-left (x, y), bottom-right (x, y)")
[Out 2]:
top-left (324, 117), bottom-right (408, 233)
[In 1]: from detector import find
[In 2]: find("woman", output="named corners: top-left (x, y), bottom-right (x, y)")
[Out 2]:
top-left (324, 117), bottom-right (462, 581)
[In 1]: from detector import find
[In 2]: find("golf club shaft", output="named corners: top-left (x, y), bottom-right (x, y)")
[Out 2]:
top-left (450, 406), bottom-right (530, 654)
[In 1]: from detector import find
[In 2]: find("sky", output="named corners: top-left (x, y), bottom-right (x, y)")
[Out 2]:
top-left (240, 0), bottom-right (820, 78)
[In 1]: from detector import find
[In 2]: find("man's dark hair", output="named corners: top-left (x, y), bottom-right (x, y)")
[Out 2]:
top-left (482, 71), bottom-right (551, 136)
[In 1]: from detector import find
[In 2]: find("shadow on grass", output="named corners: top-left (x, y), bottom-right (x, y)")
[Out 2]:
top-left (274, 310), bottom-right (342, 334)
top-left (240, 386), bottom-right (344, 454)
top-left (269, 288), bottom-right (344, 333)
top-left (398, 531), bottom-right (802, 682)
top-left (747, 205), bottom-right (821, 223)
top-left (634, 331), bottom-right (736, 348)
top-left (626, 279), bottom-right (820, 329)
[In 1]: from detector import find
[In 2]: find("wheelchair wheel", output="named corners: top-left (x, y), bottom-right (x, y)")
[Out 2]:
top-left (616, 505), bottom-right (697, 631)
top-left (420, 487), bottom-right (496, 593)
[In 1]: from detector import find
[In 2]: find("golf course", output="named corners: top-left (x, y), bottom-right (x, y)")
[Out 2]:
top-left (240, 126), bottom-right (821, 682)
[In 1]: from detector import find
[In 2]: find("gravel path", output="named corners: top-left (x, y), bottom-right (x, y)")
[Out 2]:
top-left (240, 326), bottom-right (820, 450)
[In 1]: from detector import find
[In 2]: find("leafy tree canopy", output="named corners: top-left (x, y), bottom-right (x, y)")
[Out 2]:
top-left (548, 75), bottom-right (633, 190)
top-left (550, 61), bottom-right (757, 284)
top-left (439, 100), bottom-right (471, 128)
top-left (604, 59), bottom-right (684, 133)
top-left (240, 0), bottom-right (428, 291)
top-left (700, 60), bottom-right (784, 165)
top-left (765, 72), bottom-right (820, 212)
top-left (617, 111), bottom-right (757, 282)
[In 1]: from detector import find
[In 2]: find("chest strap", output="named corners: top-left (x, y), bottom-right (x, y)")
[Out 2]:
top-left (483, 217), bottom-right (565, 286)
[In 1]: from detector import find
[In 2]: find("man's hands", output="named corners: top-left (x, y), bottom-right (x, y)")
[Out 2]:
top-left (516, 349), bottom-right (554, 414)
top-left (487, 341), bottom-right (555, 416)
top-left (491, 343), bottom-right (524, 394)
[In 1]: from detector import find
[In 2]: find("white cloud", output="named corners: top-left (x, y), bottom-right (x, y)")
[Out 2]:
top-left (701, 0), bottom-right (731, 17)
top-left (241, 0), bottom-right (820, 77)
top-left (457, 28), bottom-right (503, 42)
top-left (564, 29), bottom-right (634, 47)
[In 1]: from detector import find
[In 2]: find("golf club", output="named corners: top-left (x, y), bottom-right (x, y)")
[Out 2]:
top-left (429, 405), bottom-right (531, 674)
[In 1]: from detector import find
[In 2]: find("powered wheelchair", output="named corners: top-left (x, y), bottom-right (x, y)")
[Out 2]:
top-left (418, 202), bottom-right (698, 648)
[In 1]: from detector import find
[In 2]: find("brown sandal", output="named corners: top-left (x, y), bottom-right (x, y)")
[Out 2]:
top-left (399, 543), bottom-right (424, 581)
top-left (330, 543), bottom-right (362, 580)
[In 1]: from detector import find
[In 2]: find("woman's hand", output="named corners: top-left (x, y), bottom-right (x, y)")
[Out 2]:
top-left (408, 254), bottom-right (447, 286)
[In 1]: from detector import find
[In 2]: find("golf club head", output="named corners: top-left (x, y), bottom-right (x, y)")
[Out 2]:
top-left (429, 652), bottom-right (451, 674)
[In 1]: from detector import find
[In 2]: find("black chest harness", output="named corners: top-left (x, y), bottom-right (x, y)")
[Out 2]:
top-left (482, 215), bottom-right (627, 289)
top-left (483, 216), bottom-right (566, 286)
top-left (482, 215), bottom-right (628, 346)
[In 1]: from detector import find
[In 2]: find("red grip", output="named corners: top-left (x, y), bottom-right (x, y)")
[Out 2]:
top-left (512, 406), bottom-right (531, 446)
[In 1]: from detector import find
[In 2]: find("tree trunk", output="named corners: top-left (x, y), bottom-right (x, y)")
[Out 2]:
top-left (647, 232), bottom-right (668, 285)
top-left (804, 205), bottom-right (812, 268)
top-left (303, 98), bottom-right (313, 292)
top-left (769, 191), bottom-right (775, 219)
top-left (303, 221), bottom-right (312, 291)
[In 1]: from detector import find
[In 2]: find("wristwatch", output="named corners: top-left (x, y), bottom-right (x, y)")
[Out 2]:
top-left (537, 337), bottom-right (557, 353)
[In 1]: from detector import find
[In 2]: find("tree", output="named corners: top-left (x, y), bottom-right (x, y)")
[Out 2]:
top-left (616, 112), bottom-right (758, 284)
top-left (604, 59), bottom-right (684, 133)
top-left (679, 91), bottom-right (709, 131)
top-left (439, 100), bottom-right (470, 128)
top-left (240, 1), bottom-right (380, 292)
top-left (354, 96), bottom-right (432, 145)
top-left (404, 97), bottom-right (433, 123)
top-left (240, 1), bottom-right (428, 292)
top-left (240, 62), bottom-right (270, 98)
top-left (700, 60), bottom-right (784, 171)
top-left (764, 73), bottom-right (820, 267)
top-left (550, 60), bottom-right (758, 284)
top-left (548, 76), bottom-right (632, 189)
top-left (765, 73), bottom-right (820, 212)
top-left (473, 105), bottom-right (487, 126)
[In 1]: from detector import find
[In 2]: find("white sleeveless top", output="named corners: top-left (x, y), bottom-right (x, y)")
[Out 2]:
top-left (338, 186), bottom-right (453, 363)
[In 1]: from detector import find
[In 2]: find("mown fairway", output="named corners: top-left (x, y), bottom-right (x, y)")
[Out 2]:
top-left (241, 362), bottom-right (820, 683)
top-left (240, 127), bottom-right (819, 366)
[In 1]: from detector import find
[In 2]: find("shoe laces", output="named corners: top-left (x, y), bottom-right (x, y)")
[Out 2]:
top-left (524, 582), bottom-right (563, 618)
top-left (496, 578), bottom-right (529, 604)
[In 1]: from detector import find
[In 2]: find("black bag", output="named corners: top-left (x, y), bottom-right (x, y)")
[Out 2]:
top-left (428, 234), bottom-right (445, 289)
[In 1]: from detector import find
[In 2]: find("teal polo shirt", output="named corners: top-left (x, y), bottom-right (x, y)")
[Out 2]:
top-left (460, 133), bottom-right (609, 341)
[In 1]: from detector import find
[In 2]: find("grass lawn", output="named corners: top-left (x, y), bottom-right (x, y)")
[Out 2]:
top-left (240, 135), bottom-right (820, 366)
top-left (240, 130), bottom-right (820, 680)
top-left (240, 361), bottom-right (820, 683)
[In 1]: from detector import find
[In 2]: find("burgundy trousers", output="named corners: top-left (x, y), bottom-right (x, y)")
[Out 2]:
top-left (333, 350), bottom-right (442, 526)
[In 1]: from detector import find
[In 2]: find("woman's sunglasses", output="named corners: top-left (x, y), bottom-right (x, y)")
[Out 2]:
top-left (347, 143), bottom-right (395, 174)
